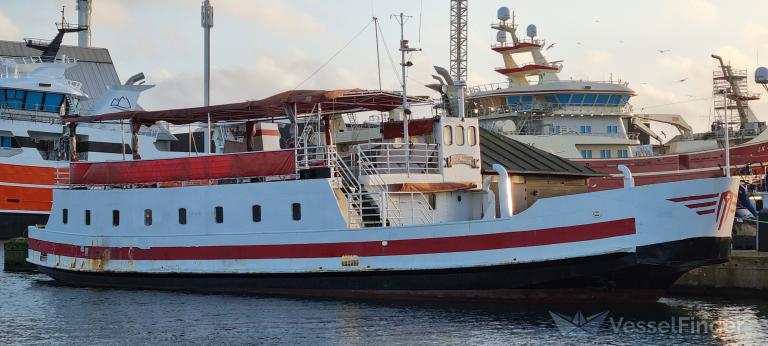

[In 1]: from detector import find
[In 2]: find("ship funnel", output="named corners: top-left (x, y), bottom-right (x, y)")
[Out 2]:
top-left (526, 24), bottom-right (537, 38)
top-left (77, 0), bottom-right (92, 47)
top-left (497, 7), bottom-right (510, 21)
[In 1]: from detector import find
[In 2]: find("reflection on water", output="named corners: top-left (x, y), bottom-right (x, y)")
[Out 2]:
top-left (1, 246), bottom-right (767, 345)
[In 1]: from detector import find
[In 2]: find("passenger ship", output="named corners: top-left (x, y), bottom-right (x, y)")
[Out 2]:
top-left (470, 6), bottom-right (768, 191)
top-left (0, 23), bottom-right (179, 238)
top-left (27, 82), bottom-right (739, 302)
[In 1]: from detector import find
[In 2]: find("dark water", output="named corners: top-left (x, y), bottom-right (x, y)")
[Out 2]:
top-left (2, 245), bottom-right (768, 345)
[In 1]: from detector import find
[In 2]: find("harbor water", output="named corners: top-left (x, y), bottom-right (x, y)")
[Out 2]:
top-left (2, 243), bottom-right (767, 345)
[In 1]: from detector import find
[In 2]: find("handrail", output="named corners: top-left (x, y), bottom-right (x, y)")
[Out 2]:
top-left (356, 143), bottom-right (439, 175)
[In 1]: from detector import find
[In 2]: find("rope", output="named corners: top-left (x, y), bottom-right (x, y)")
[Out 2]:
top-left (293, 19), bottom-right (374, 90)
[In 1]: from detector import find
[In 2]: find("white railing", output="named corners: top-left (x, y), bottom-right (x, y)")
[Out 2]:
top-left (355, 143), bottom-right (439, 175)
top-left (352, 146), bottom-right (403, 227)
top-left (468, 79), bottom-right (630, 94)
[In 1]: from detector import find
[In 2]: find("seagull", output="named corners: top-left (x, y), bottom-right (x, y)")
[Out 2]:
top-left (546, 43), bottom-right (556, 50)
top-left (657, 49), bottom-right (670, 53)
top-left (576, 42), bottom-right (582, 46)
top-left (678, 78), bottom-right (689, 83)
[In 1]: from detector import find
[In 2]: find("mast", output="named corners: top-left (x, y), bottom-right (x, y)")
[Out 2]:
top-left (449, 0), bottom-right (468, 82)
top-left (201, 0), bottom-right (214, 154)
top-left (392, 12), bottom-right (418, 175)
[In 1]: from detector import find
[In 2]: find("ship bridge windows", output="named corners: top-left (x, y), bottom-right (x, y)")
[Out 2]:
top-left (506, 95), bottom-right (533, 111)
top-left (543, 93), bottom-right (630, 107)
top-left (0, 89), bottom-right (66, 113)
top-left (25, 91), bottom-right (43, 111)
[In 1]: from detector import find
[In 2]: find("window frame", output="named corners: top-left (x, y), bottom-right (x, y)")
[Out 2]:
top-left (144, 209), bottom-right (153, 226)
top-left (84, 210), bottom-right (91, 226)
top-left (443, 125), bottom-right (453, 145)
top-left (467, 126), bottom-right (477, 146)
top-left (215, 206), bottom-right (224, 224)
top-left (178, 208), bottom-right (187, 225)
top-left (252, 204), bottom-right (262, 222)
top-left (112, 210), bottom-right (120, 226)
top-left (292, 203), bottom-right (302, 221)
top-left (455, 125), bottom-right (465, 146)
top-left (62, 208), bottom-right (68, 224)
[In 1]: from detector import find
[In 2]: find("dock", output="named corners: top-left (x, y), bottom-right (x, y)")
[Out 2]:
top-left (673, 250), bottom-right (768, 296)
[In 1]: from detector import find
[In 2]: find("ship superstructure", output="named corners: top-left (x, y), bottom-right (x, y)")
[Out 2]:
top-left (467, 7), bottom-right (641, 160)
top-left (0, 20), bottom-right (179, 239)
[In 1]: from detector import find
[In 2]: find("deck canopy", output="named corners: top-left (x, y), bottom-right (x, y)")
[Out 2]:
top-left (63, 89), bottom-right (432, 125)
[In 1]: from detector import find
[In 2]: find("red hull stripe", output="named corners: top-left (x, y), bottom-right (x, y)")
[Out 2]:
top-left (29, 219), bottom-right (636, 261)
top-left (685, 201), bottom-right (717, 209)
top-left (668, 194), bottom-right (719, 202)
top-left (697, 209), bottom-right (716, 215)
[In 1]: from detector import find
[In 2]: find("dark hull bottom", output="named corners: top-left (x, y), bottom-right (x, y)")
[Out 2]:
top-left (36, 237), bottom-right (731, 303)
top-left (1, 212), bottom-right (48, 240)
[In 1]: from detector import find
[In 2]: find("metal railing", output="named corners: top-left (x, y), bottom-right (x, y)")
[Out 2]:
top-left (355, 143), bottom-right (439, 175)
top-left (468, 79), bottom-right (630, 94)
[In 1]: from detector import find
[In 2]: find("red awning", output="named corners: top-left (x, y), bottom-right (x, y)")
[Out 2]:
top-left (382, 118), bottom-right (436, 139)
top-left (69, 150), bottom-right (296, 185)
top-left (64, 89), bottom-right (431, 126)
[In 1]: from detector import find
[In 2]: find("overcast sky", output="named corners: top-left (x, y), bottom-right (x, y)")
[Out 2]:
top-left (2, 0), bottom-right (768, 134)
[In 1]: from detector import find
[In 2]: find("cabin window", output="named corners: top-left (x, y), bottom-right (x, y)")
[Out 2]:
top-left (618, 149), bottom-right (629, 158)
top-left (215, 206), bottom-right (224, 224)
top-left (85, 210), bottom-right (91, 226)
top-left (62, 208), bottom-right (68, 224)
top-left (443, 125), bottom-right (453, 145)
top-left (607, 125), bottom-right (619, 134)
top-left (0, 136), bottom-right (12, 148)
top-left (455, 126), bottom-right (465, 146)
top-left (252, 205), bottom-right (261, 222)
top-left (579, 125), bottom-right (592, 134)
top-left (178, 208), bottom-right (187, 225)
top-left (25, 91), bottom-right (43, 111)
top-left (467, 126), bottom-right (477, 146)
top-left (292, 203), bottom-right (301, 221)
top-left (600, 149), bottom-right (612, 159)
top-left (144, 209), bottom-right (152, 226)
top-left (43, 93), bottom-right (64, 112)
top-left (112, 210), bottom-right (120, 226)
top-left (581, 149), bottom-right (593, 159)
top-left (5, 89), bottom-right (25, 109)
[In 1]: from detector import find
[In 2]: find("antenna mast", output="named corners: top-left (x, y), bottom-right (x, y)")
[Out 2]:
top-left (392, 12), bottom-right (419, 174)
top-left (201, 0), bottom-right (214, 154)
top-left (450, 0), bottom-right (468, 82)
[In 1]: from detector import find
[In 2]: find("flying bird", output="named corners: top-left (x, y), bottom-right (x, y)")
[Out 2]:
top-left (657, 49), bottom-right (670, 53)
top-left (678, 78), bottom-right (689, 83)
top-left (546, 43), bottom-right (556, 50)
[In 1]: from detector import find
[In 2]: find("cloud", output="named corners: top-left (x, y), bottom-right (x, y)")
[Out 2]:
top-left (214, 0), bottom-right (324, 36)
top-left (585, 50), bottom-right (613, 65)
top-left (742, 22), bottom-right (768, 44)
top-left (91, 0), bottom-right (131, 28)
top-left (0, 10), bottom-right (20, 40)
top-left (666, 0), bottom-right (717, 22)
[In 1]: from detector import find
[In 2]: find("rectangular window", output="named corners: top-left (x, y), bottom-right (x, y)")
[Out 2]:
top-left (581, 150), bottom-right (593, 159)
top-left (62, 208), bottom-right (68, 224)
top-left (6, 89), bottom-right (25, 109)
top-left (85, 210), bottom-right (91, 226)
top-left (571, 94), bottom-right (585, 105)
top-left (178, 208), bottom-right (187, 225)
top-left (600, 149), bottom-right (612, 159)
top-left (580, 125), bottom-right (592, 134)
top-left (292, 203), bottom-right (301, 221)
top-left (25, 91), bottom-right (43, 111)
top-left (607, 125), bottom-right (619, 134)
top-left (596, 94), bottom-right (610, 105)
top-left (0, 136), bottom-right (12, 148)
top-left (215, 206), bottom-right (224, 224)
top-left (618, 150), bottom-right (629, 158)
top-left (112, 210), bottom-right (119, 226)
top-left (583, 94), bottom-right (597, 105)
top-left (144, 209), bottom-right (152, 226)
top-left (43, 93), bottom-right (64, 112)
top-left (252, 205), bottom-right (261, 222)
